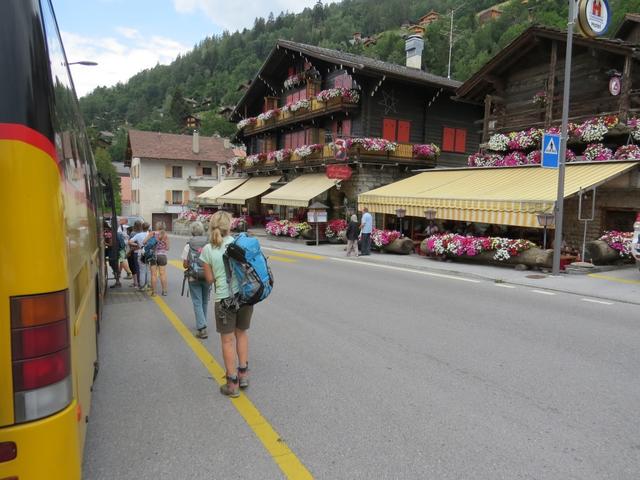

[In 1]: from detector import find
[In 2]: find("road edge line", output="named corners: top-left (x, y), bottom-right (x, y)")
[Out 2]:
top-left (152, 296), bottom-right (313, 480)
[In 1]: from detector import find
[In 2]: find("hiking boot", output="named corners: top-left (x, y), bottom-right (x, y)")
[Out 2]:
top-left (196, 327), bottom-right (208, 339)
top-left (220, 375), bottom-right (240, 398)
top-left (238, 364), bottom-right (249, 389)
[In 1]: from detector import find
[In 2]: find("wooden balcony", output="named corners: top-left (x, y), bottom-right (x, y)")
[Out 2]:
top-left (242, 97), bottom-right (359, 136)
top-left (241, 142), bottom-right (437, 173)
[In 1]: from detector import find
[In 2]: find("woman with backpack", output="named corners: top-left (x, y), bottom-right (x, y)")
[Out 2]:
top-left (181, 221), bottom-right (211, 339)
top-left (143, 221), bottom-right (170, 297)
top-left (200, 211), bottom-right (254, 398)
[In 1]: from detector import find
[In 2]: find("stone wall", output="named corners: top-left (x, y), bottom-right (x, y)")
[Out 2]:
top-left (562, 188), bottom-right (640, 249)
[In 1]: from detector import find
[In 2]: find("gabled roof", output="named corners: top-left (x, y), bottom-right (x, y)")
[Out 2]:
top-left (456, 26), bottom-right (638, 102)
top-left (614, 13), bottom-right (640, 40)
top-left (232, 39), bottom-right (461, 119)
top-left (125, 129), bottom-right (234, 166)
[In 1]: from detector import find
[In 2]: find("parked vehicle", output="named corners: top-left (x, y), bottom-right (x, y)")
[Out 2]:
top-left (633, 213), bottom-right (640, 269)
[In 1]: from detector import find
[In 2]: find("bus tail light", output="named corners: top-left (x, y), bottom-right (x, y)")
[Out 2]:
top-left (10, 291), bottom-right (72, 423)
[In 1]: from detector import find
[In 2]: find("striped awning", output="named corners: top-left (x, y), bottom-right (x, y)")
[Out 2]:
top-left (358, 161), bottom-right (637, 228)
top-left (217, 175), bottom-right (281, 205)
top-left (196, 178), bottom-right (248, 203)
top-left (260, 174), bottom-right (336, 207)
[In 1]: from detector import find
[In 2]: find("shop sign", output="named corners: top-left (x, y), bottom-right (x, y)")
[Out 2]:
top-left (577, 0), bottom-right (611, 38)
top-left (307, 210), bottom-right (327, 222)
top-left (609, 76), bottom-right (621, 96)
top-left (326, 164), bottom-right (353, 180)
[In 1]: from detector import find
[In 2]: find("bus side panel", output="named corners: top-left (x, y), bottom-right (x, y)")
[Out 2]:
top-left (0, 403), bottom-right (81, 480)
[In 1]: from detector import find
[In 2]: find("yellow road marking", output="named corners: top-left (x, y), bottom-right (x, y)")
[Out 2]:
top-left (168, 259), bottom-right (183, 269)
top-left (268, 255), bottom-right (298, 263)
top-left (263, 248), bottom-right (325, 260)
top-left (152, 296), bottom-right (313, 480)
top-left (588, 273), bottom-right (640, 285)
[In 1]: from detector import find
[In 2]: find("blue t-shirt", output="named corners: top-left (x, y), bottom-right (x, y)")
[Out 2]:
top-left (361, 212), bottom-right (373, 234)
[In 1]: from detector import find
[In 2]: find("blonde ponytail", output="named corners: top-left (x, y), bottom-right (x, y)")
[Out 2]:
top-left (209, 210), bottom-right (232, 247)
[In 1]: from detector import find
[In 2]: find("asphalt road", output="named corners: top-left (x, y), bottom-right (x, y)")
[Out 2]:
top-left (83, 236), bottom-right (640, 480)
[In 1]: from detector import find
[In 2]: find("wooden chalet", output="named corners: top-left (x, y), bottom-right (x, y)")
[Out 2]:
top-left (457, 26), bottom-right (640, 141)
top-left (228, 38), bottom-right (482, 222)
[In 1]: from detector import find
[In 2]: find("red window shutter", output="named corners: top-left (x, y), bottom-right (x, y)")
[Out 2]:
top-left (285, 134), bottom-right (291, 149)
top-left (342, 119), bottom-right (352, 137)
top-left (334, 75), bottom-right (343, 88)
top-left (442, 127), bottom-right (456, 152)
top-left (297, 130), bottom-right (305, 147)
top-left (288, 66), bottom-right (294, 77)
top-left (299, 89), bottom-right (307, 100)
top-left (342, 75), bottom-right (352, 89)
top-left (455, 128), bottom-right (467, 153)
top-left (382, 118), bottom-right (397, 141)
top-left (293, 91), bottom-right (300, 102)
top-left (286, 94), bottom-right (293, 104)
top-left (397, 120), bottom-right (411, 143)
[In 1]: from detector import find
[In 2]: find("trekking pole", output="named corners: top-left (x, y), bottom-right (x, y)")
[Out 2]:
top-left (181, 273), bottom-right (189, 297)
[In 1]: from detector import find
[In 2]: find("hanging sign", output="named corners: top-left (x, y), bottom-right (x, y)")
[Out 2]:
top-left (577, 0), bottom-right (611, 38)
top-left (332, 138), bottom-right (349, 161)
top-left (609, 76), bottom-right (621, 96)
top-left (326, 164), bottom-right (353, 180)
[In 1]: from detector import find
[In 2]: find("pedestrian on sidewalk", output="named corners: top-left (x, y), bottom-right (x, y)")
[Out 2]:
top-left (181, 221), bottom-right (211, 339)
top-left (144, 221), bottom-right (169, 297)
top-left (346, 214), bottom-right (360, 256)
top-left (200, 211), bottom-right (254, 398)
top-left (130, 222), bottom-right (150, 291)
top-left (359, 207), bottom-right (373, 256)
top-left (126, 226), bottom-right (139, 288)
top-left (117, 225), bottom-right (133, 281)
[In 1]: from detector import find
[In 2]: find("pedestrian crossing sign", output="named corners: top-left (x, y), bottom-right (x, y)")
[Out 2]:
top-left (541, 133), bottom-right (560, 168)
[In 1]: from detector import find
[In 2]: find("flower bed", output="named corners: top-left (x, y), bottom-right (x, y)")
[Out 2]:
top-left (237, 117), bottom-right (257, 130)
top-left (426, 234), bottom-right (535, 262)
top-left (413, 143), bottom-right (441, 161)
top-left (293, 144), bottom-right (323, 159)
top-left (614, 144), bottom-right (640, 160)
top-left (282, 98), bottom-right (311, 113)
top-left (267, 148), bottom-right (292, 163)
top-left (316, 87), bottom-right (360, 104)
top-left (284, 73), bottom-right (305, 90)
top-left (371, 228), bottom-right (401, 247)
top-left (265, 220), bottom-right (311, 238)
top-left (345, 137), bottom-right (398, 153)
top-left (599, 231), bottom-right (633, 259)
top-left (257, 109), bottom-right (280, 122)
top-left (583, 143), bottom-right (613, 162)
top-left (326, 219), bottom-right (347, 239)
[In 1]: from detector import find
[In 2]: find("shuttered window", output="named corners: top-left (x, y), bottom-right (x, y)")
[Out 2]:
top-left (383, 118), bottom-right (411, 142)
top-left (442, 127), bottom-right (467, 153)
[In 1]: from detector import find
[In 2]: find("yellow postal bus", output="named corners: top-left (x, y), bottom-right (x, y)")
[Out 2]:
top-left (0, 1), bottom-right (106, 478)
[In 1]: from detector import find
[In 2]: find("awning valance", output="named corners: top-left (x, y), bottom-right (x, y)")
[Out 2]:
top-left (196, 178), bottom-right (248, 203)
top-left (260, 174), bottom-right (336, 207)
top-left (217, 175), bottom-right (281, 205)
top-left (358, 161), bottom-right (637, 228)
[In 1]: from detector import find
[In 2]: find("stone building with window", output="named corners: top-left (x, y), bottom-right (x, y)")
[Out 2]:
top-left (125, 129), bottom-right (235, 230)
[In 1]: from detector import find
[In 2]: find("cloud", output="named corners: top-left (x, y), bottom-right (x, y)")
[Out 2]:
top-left (173, 0), bottom-right (337, 31)
top-left (61, 29), bottom-right (190, 97)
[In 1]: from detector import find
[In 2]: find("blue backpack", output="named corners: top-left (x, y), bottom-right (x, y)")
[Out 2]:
top-left (224, 233), bottom-right (274, 306)
top-left (142, 235), bottom-right (158, 263)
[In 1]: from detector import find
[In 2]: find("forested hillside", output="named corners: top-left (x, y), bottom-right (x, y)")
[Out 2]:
top-left (81, 0), bottom-right (640, 162)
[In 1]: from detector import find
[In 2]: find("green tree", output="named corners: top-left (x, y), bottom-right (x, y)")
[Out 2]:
top-left (95, 147), bottom-right (122, 213)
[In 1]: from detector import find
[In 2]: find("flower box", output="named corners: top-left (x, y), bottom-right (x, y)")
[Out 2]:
top-left (381, 238), bottom-right (414, 255)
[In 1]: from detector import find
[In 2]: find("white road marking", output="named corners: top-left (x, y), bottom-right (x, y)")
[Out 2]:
top-left (531, 290), bottom-right (556, 296)
top-left (581, 298), bottom-right (613, 305)
top-left (329, 257), bottom-right (481, 283)
top-left (495, 284), bottom-right (516, 289)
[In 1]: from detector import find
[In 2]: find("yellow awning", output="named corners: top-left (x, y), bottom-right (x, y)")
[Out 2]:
top-left (358, 161), bottom-right (637, 228)
top-left (196, 178), bottom-right (248, 203)
top-left (260, 174), bottom-right (336, 207)
top-left (217, 175), bottom-right (281, 205)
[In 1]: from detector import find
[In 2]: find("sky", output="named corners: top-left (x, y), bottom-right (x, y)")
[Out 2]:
top-left (56, 0), bottom-right (337, 97)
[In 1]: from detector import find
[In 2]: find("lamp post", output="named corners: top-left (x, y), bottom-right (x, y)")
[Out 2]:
top-left (425, 209), bottom-right (437, 236)
top-left (396, 208), bottom-right (406, 237)
top-left (537, 212), bottom-right (556, 250)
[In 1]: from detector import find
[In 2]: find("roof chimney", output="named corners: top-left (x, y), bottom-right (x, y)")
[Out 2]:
top-left (192, 130), bottom-right (199, 154)
top-left (405, 34), bottom-right (424, 70)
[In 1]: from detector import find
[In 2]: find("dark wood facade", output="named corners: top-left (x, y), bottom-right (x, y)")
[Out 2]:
top-left (457, 26), bottom-right (640, 142)
top-left (232, 40), bottom-right (482, 172)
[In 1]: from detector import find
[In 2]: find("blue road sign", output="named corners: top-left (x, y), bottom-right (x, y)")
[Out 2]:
top-left (541, 133), bottom-right (560, 168)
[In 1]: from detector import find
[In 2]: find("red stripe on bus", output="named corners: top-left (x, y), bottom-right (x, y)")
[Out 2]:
top-left (0, 123), bottom-right (58, 163)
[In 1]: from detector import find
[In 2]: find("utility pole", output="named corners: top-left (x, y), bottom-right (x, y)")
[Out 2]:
top-left (552, 0), bottom-right (577, 275)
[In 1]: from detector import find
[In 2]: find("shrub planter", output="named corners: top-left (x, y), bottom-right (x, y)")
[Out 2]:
top-left (382, 238), bottom-right (414, 255)
top-left (422, 241), bottom-right (553, 269)
top-left (585, 240), bottom-right (629, 265)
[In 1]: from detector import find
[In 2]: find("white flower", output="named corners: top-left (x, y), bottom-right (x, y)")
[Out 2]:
top-left (488, 134), bottom-right (510, 152)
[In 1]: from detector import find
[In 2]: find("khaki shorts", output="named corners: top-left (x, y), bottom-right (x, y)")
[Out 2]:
top-left (118, 249), bottom-right (126, 263)
top-left (148, 254), bottom-right (167, 266)
top-left (215, 302), bottom-right (253, 334)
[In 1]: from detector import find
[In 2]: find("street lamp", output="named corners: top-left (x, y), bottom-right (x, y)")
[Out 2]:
top-left (424, 208), bottom-right (438, 236)
top-left (396, 208), bottom-right (406, 237)
top-left (537, 212), bottom-right (555, 250)
top-left (66, 61), bottom-right (98, 66)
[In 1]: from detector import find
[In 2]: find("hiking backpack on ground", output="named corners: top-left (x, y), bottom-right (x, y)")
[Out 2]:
top-left (185, 236), bottom-right (208, 282)
top-left (224, 233), bottom-right (274, 306)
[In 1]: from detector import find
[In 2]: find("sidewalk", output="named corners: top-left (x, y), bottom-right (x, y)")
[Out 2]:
top-left (246, 228), bottom-right (640, 306)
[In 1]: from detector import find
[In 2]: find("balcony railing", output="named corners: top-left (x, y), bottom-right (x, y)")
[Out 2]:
top-left (187, 175), bottom-right (219, 188)
top-left (242, 97), bottom-right (359, 135)
top-left (240, 142), bottom-right (437, 172)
